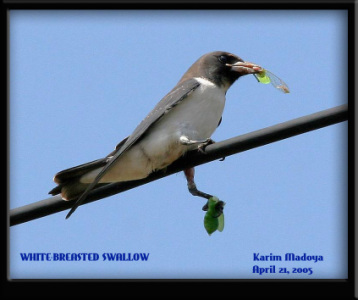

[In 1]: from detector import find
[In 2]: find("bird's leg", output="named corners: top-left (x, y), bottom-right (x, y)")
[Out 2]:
top-left (179, 135), bottom-right (214, 154)
top-left (197, 138), bottom-right (215, 154)
top-left (184, 167), bottom-right (212, 211)
top-left (179, 136), bottom-right (212, 146)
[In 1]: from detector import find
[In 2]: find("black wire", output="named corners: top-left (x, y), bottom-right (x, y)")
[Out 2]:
top-left (10, 104), bottom-right (348, 226)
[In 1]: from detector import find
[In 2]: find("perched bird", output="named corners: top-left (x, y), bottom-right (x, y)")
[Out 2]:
top-left (49, 51), bottom-right (263, 218)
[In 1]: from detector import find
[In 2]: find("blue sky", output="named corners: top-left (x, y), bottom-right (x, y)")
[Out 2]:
top-left (9, 10), bottom-right (347, 279)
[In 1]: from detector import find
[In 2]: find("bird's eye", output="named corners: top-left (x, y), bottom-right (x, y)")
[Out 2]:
top-left (218, 55), bottom-right (228, 64)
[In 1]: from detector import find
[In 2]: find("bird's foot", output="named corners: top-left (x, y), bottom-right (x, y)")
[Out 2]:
top-left (197, 138), bottom-right (215, 154)
top-left (187, 182), bottom-right (212, 211)
top-left (212, 200), bottom-right (225, 218)
top-left (179, 136), bottom-right (212, 146)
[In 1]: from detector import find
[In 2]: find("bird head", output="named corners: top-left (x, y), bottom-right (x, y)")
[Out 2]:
top-left (179, 51), bottom-right (262, 90)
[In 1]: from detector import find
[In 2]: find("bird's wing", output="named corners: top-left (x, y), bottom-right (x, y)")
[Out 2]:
top-left (66, 78), bottom-right (201, 218)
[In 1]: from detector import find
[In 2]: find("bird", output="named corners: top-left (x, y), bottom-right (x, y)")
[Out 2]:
top-left (48, 51), bottom-right (263, 219)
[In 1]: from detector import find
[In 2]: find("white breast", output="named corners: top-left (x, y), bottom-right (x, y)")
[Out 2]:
top-left (140, 77), bottom-right (226, 164)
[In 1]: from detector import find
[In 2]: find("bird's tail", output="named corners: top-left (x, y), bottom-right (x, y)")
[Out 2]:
top-left (49, 158), bottom-right (109, 201)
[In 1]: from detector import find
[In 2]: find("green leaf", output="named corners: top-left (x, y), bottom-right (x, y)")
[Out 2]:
top-left (204, 213), bottom-right (219, 235)
top-left (203, 197), bottom-right (225, 235)
top-left (217, 213), bottom-right (224, 232)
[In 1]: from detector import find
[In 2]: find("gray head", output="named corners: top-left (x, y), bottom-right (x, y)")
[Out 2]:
top-left (178, 51), bottom-right (252, 89)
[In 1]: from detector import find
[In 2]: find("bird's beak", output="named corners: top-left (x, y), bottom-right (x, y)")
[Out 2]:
top-left (226, 61), bottom-right (263, 75)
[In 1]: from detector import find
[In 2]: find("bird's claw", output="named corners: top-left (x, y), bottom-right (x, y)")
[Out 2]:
top-left (202, 199), bottom-right (224, 217)
top-left (198, 138), bottom-right (215, 154)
